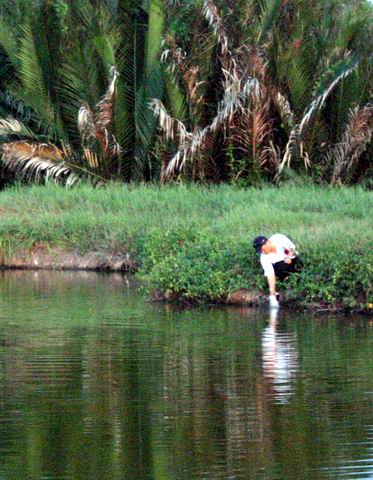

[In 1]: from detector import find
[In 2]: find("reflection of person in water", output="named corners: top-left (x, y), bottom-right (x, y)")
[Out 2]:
top-left (261, 309), bottom-right (298, 404)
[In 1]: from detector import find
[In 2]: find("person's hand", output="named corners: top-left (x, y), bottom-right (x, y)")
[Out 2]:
top-left (269, 294), bottom-right (280, 308)
top-left (284, 257), bottom-right (292, 264)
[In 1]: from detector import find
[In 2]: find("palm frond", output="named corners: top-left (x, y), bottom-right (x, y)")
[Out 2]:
top-left (257, 0), bottom-right (282, 44)
top-left (69, 0), bottom-right (96, 30)
top-left (95, 66), bottom-right (120, 135)
top-left (0, 117), bottom-right (36, 139)
top-left (149, 99), bottom-right (191, 143)
top-left (211, 70), bottom-right (261, 129)
top-left (133, 65), bottom-right (164, 180)
top-left (146, 0), bottom-right (165, 74)
top-left (17, 23), bottom-right (53, 121)
top-left (2, 141), bottom-right (107, 186)
top-left (271, 88), bottom-right (295, 132)
top-left (0, 91), bottom-right (33, 124)
top-left (83, 147), bottom-right (100, 169)
top-left (78, 105), bottom-right (96, 142)
top-left (331, 68), bottom-right (366, 142)
top-left (233, 100), bottom-right (274, 166)
top-left (161, 35), bottom-right (188, 75)
top-left (75, 66), bottom-right (122, 163)
top-left (299, 60), bottom-right (359, 137)
top-left (58, 57), bottom-right (98, 145)
top-left (161, 35), bottom-right (204, 115)
top-left (330, 105), bottom-right (373, 185)
top-left (164, 70), bottom-right (187, 120)
top-left (0, 17), bottom-right (18, 65)
top-left (276, 59), bottom-right (360, 180)
top-left (2, 141), bottom-right (79, 185)
top-left (162, 71), bottom-right (261, 177)
top-left (203, 0), bottom-right (229, 55)
top-left (286, 56), bottom-right (313, 114)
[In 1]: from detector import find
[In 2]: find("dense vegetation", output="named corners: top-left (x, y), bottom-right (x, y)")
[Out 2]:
top-left (0, 184), bottom-right (371, 310)
top-left (0, 0), bottom-right (372, 186)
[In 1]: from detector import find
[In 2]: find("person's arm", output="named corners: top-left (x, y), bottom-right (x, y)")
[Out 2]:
top-left (267, 273), bottom-right (280, 307)
top-left (283, 236), bottom-right (297, 259)
top-left (260, 256), bottom-right (279, 307)
top-left (267, 273), bottom-right (277, 296)
top-left (284, 242), bottom-right (296, 264)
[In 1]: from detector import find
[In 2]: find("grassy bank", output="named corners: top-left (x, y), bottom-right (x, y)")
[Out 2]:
top-left (0, 184), bottom-right (372, 311)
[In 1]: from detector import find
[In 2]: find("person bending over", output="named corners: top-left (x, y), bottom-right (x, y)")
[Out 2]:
top-left (253, 234), bottom-right (302, 308)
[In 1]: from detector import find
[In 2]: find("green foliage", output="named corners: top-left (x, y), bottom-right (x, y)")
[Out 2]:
top-left (167, 0), bottom-right (203, 42)
top-left (0, 0), bottom-right (371, 185)
top-left (287, 243), bottom-right (373, 309)
top-left (0, 0), bottom-right (167, 184)
top-left (153, 0), bottom-right (373, 185)
top-left (140, 233), bottom-right (263, 301)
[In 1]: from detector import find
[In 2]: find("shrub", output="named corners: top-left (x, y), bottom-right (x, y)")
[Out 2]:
top-left (288, 243), bottom-right (373, 309)
top-left (141, 235), bottom-right (373, 310)
top-left (141, 235), bottom-right (267, 302)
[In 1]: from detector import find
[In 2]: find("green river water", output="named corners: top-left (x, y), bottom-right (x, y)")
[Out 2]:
top-left (0, 271), bottom-right (372, 480)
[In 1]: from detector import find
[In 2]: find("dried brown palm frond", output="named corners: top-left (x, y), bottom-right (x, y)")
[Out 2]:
top-left (203, 0), bottom-right (229, 55)
top-left (149, 99), bottom-right (192, 143)
top-left (0, 117), bottom-right (36, 139)
top-left (155, 0), bottom-right (276, 181)
top-left (2, 142), bottom-right (80, 186)
top-left (161, 35), bottom-right (187, 74)
top-left (331, 105), bottom-right (373, 185)
top-left (161, 35), bottom-right (205, 109)
top-left (212, 70), bottom-right (261, 127)
top-left (229, 96), bottom-right (276, 180)
top-left (83, 148), bottom-right (99, 169)
top-left (153, 0), bottom-right (268, 180)
top-left (77, 66), bottom-right (121, 159)
top-left (183, 67), bottom-right (205, 105)
top-left (235, 45), bottom-right (267, 83)
top-left (232, 100), bottom-right (274, 165)
top-left (271, 88), bottom-right (295, 132)
top-left (4, 142), bottom-right (64, 161)
top-left (162, 73), bottom-right (261, 177)
top-left (275, 62), bottom-right (359, 181)
top-left (2, 141), bottom-right (108, 185)
top-left (78, 105), bottom-right (95, 142)
top-left (1, 67), bottom-right (122, 186)
top-left (263, 141), bottom-right (281, 168)
top-left (95, 66), bottom-right (119, 134)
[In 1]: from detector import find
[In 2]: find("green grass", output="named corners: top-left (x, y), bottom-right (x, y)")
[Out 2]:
top-left (0, 183), bottom-right (372, 309)
top-left (0, 183), bottom-right (371, 251)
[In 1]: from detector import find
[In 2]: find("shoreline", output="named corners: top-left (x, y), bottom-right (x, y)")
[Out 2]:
top-left (1, 247), bottom-right (368, 315)
top-left (0, 247), bottom-right (139, 273)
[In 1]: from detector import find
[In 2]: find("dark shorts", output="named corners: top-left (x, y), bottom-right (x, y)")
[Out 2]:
top-left (273, 257), bottom-right (303, 281)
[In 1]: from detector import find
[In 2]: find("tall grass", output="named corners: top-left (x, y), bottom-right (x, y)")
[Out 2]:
top-left (0, 183), bottom-right (371, 253)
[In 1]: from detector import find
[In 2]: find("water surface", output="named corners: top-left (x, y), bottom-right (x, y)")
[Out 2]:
top-left (0, 271), bottom-right (372, 479)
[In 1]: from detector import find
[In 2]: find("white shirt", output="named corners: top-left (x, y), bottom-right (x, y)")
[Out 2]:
top-left (260, 234), bottom-right (297, 277)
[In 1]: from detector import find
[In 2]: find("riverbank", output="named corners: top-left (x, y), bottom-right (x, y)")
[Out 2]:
top-left (0, 184), bottom-right (372, 311)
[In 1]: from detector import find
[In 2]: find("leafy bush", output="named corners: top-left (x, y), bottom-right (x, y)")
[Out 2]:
top-left (140, 233), bottom-right (373, 310)
top-left (287, 243), bottom-right (373, 309)
top-left (140, 234), bottom-right (263, 302)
